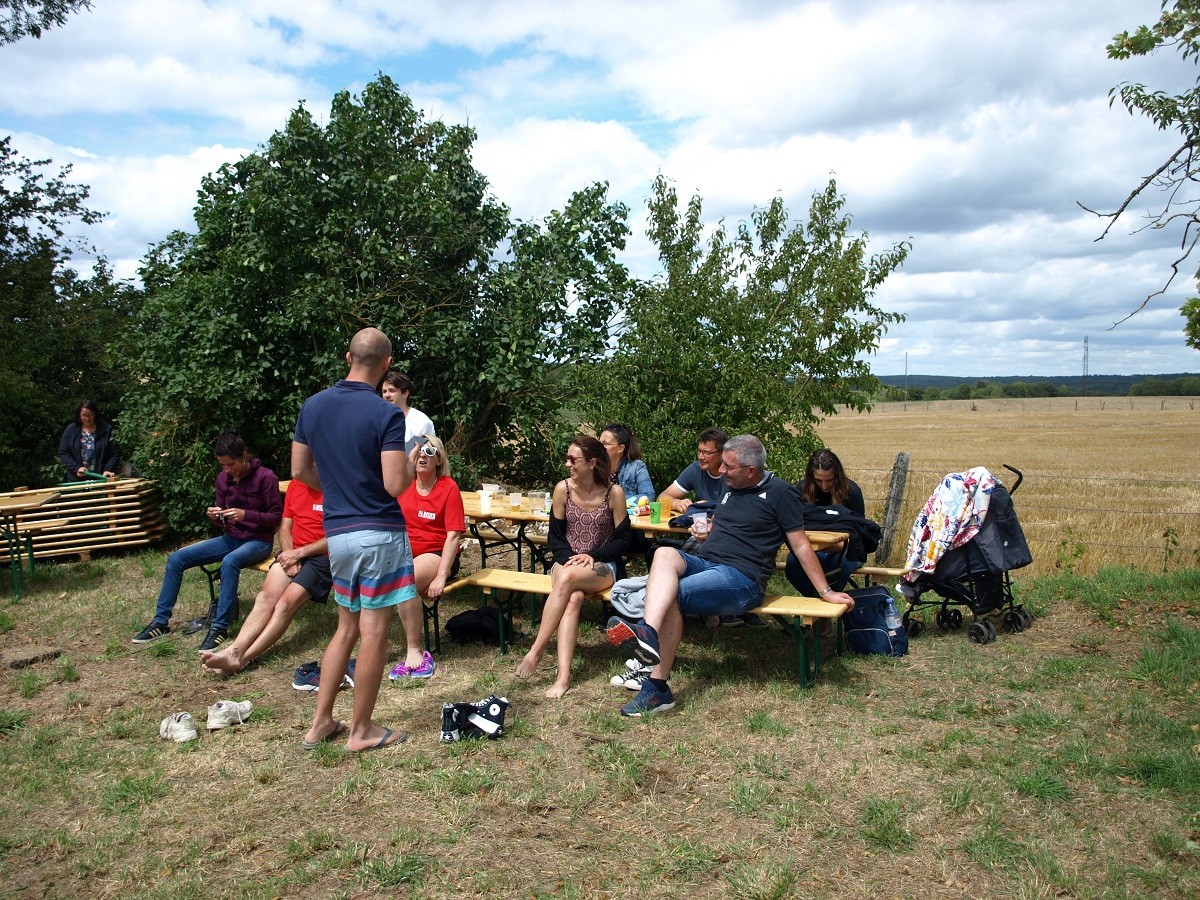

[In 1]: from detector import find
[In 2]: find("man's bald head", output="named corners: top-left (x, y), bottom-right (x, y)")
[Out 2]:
top-left (348, 327), bottom-right (392, 370)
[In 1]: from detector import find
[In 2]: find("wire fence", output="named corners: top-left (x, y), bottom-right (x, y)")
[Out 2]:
top-left (854, 466), bottom-right (1200, 578)
top-left (871, 396), bottom-right (1200, 414)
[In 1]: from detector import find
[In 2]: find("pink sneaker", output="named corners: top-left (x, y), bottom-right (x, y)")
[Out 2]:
top-left (408, 651), bottom-right (436, 679)
top-left (387, 660), bottom-right (410, 680)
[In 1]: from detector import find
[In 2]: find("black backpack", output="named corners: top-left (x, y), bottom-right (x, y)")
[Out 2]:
top-left (445, 605), bottom-right (509, 645)
top-left (843, 586), bottom-right (908, 657)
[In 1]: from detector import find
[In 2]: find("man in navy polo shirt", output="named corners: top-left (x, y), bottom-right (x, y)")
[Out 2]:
top-left (293, 327), bottom-right (419, 752)
top-left (608, 434), bottom-right (856, 716)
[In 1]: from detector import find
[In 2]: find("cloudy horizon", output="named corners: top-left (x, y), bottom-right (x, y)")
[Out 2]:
top-left (4, 0), bottom-right (1198, 377)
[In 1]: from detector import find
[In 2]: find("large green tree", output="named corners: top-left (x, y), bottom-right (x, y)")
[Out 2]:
top-left (576, 175), bottom-right (908, 485)
top-left (0, 0), bottom-right (92, 43)
top-left (1090, 0), bottom-right (1200, 344)
top-left (122, 76), bottom-right (632, 531)
top-left (0, 136), bottom-right (136, 489)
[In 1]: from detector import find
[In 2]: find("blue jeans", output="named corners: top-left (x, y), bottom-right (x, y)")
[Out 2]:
top-left (675, 552), bottom-right (762, 616)
top-left (152, 535), bottom-right (272, 631)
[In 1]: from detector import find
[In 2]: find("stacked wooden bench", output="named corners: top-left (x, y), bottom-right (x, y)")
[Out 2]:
top-left (0, 478), bottom-right (166, 564)
top-left (441, 567), bottom-right (848, 687)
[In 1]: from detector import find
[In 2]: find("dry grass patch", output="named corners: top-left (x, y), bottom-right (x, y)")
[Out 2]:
top-left (0, 550), bottom-right (1197, 898)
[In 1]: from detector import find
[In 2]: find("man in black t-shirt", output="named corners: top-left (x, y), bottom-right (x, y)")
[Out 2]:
top-left (607, 435), bottom-right (855, 716)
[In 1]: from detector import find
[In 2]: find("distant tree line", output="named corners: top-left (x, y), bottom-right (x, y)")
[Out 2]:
top-left (1128, 375), bottom-right (1200, 396)
top-left (881, 380), bottom-right (1070, 402)
top-left (880, 374), bottom-right (1200, 401)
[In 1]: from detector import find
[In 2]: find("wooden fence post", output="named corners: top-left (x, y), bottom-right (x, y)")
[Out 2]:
top-left (875, 451), bottom-right (910, 564)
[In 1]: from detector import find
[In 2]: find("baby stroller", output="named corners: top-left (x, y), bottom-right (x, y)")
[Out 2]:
top-left (898, 465), bottom-right (1032, 644)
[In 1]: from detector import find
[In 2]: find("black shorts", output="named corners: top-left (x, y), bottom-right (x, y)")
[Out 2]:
top-left (421, 550), bottom-right (461, 579)
top-left (290, 555), bottom-right (333, 602)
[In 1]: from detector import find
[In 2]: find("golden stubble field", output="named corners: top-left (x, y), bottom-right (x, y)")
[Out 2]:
top-left (813, 396), bottom-right (1200, 577)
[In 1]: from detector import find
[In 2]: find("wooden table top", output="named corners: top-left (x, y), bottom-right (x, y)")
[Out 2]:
top-left (460, 491), bottom-right (846, 550)
top-left (460, 491), bottom-right (551, 524)
top-left (0, 491), bottom-right (60, 516)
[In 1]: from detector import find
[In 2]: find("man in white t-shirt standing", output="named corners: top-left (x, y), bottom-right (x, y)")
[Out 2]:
top-left (382, 371), bottom-right (436, 449)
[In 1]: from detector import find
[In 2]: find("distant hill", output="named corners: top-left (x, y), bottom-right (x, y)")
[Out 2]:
top-left (876, 373), bottom-right (1200, 395)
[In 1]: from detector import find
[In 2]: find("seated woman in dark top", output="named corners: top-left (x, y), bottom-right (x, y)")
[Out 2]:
top-left (787, 447), bottom-right (866, 596)
top-left (515, 435), bottom-right (631, 699)
top-left (58, 400), bottom-right (120, 481)
top-left (802, 447), bottom-right (864, 516)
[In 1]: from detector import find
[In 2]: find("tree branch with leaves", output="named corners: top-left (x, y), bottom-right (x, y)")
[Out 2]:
top-left (1081, 0), bottom-right (1200, 344)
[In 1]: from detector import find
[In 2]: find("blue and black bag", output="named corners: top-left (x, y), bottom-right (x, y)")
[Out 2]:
top-left (844, 585), bottom-right (908, 657)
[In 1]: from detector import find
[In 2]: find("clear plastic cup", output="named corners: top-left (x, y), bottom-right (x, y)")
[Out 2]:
top-left (508, 491), bottom-right (522, 509)
top-left (479, 490), bottom-right (493, 514)
top-left (692, 511), bottom-right (709, 534)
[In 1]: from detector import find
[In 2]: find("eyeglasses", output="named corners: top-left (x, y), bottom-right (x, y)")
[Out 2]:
top-left (565, 455), bottom-right (583, 464)
top-left (419, 445), bottom-right (439, 458)
top-left (697, 448), bottom-right (719, 457)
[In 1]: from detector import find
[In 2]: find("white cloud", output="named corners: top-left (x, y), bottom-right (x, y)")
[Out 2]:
top-left (2, 0), bottom-right (1195, 375)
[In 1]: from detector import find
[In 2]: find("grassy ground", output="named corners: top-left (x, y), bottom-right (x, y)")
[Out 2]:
top-left (1, 548), bottom-right (1198, 898)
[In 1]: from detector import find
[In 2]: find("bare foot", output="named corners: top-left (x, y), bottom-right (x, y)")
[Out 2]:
top-left (300, 720), bottom-right (346, 750)
top-left (346, 725), bottom-right (408, 753)
top-left (200, 646), bottom-right (244, 675)
top-left (514, 649), bottom-right (541, 678)
top-left (545, 680), bottom-right (571, 699)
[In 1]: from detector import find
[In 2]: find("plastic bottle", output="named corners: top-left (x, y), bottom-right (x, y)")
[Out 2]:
top-left (884, 595), bottom-right (903, 633)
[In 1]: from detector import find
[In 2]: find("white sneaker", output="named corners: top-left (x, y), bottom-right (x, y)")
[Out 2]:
top-left (206, 699), bottom-right (253, 730)
top-left (609, 658), bottom-right (651, 691)
top-left (159, 711), bottom-right (198, 743)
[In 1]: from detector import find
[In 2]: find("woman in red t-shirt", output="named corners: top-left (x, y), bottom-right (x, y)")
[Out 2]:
top-left (391, 435), bottom-right (464, 678)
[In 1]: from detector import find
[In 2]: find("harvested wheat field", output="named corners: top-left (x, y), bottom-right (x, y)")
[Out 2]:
top-left (816, 396), bottom-right (1200, 577)
top-left (0, 395), bottom-right (1197, 898)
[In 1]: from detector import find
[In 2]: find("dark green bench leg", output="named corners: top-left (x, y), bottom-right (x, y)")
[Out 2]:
top-left (483, 588), bottom-right (525, 655)
top-left (769, 616), bottom-right (816, 688)
top-left (422, 597), bottom-right (441, 653)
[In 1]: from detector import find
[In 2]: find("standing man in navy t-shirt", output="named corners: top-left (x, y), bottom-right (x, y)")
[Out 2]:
top-left (293, 327), bottom-right (419, 752)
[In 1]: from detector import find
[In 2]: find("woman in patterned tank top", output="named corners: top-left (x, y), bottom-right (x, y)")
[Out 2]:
top-left (516, 435), bottom-right (631, 698)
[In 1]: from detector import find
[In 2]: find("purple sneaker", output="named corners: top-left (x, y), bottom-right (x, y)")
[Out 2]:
top-left (408, 651), bottom-right (436, 679)
top-left (387, 660), bottom-right (410, 680)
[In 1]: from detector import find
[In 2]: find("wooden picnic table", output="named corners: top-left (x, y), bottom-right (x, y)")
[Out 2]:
top-left (460, 489), bottom-right (846, 571)
top-left (460, 490), bottom-right (553, 571)
top-left (0, 490), bottom-right (61, 600)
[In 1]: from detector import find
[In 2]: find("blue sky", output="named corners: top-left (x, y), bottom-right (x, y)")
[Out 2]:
top-left (3, 0), bottom-right (1197, 377)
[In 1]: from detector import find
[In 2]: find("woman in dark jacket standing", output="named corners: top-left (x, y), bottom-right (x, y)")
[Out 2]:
top-left (57, 401), bottom-right (120, 481)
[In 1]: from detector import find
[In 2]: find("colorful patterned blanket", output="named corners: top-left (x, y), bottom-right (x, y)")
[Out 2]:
top-left (902, 466), bottom-right (997, 580)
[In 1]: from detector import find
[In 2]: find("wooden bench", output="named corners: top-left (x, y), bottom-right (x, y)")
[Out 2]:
top-left (442, 567), bottom-right (609, 654)
top-left (851, 565), bottom-right (910, 585)
top-left (12, 518), bottom-right (69, 576)
top-left (747, 594), bottom-right (848, 688)
top-left (442, 566), bottom-right (846, 686)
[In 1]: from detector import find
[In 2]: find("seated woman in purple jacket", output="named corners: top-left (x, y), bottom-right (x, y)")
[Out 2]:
top-left (132, 433), bottom-right (282, 652)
